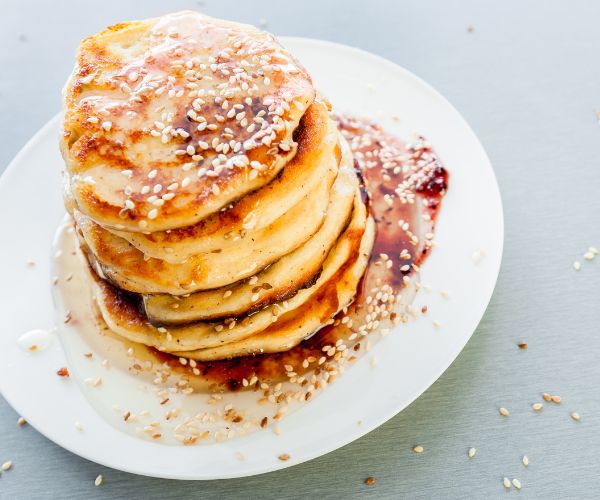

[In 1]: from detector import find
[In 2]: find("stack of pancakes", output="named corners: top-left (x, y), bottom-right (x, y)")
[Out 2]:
top-left (60, 11), bottom-right (374, 361)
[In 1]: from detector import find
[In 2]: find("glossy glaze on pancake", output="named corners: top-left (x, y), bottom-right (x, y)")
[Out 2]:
top-left (143, 140), bottom-right (354, 322)
top-left (61, 10), bottom-right (315, 232)
top-left (91, 180), bottom-right (368, 355)
top-left (108, 101), bottom-right (339, 263)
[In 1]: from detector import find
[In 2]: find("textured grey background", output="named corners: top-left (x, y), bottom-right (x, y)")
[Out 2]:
top-left (1, 0), bottom-right (599, 498)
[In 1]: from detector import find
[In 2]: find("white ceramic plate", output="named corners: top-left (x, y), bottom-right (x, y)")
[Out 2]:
top-left (0, 38), bottom-right (503, 479)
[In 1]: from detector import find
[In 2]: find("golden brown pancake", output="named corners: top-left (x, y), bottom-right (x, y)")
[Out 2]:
top-left (61, 11), bottom-right (315, 232)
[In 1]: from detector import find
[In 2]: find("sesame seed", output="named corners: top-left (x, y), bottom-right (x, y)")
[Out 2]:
top-left (17, 417), bottom-right (26, 426)
top-left (512, 479), bottom-right (522, 490)
top-left (551, 395), bottom-right (561, 403)
top-left (94, 474), bottom-right (103, 486)
top-left (364, 477), bottom-right (377, 486)
top-left (522, 455), bottom-right (529, 467)
top-left (573, 261), bottom-right (581, 271)
top-left (2, 461), bottom-right (12, 471)
top-left (101, 121), bottom-right (112, 131)
top-left (503, 477), bottom-right (511, 489)
top-left (413, 445), bottom-right (424, 453)
top-left (278, 453), bottom-right (290, 461)
top-left (468, 447), bottom-right (476, 458)
top-left (147, 209), bottom-right (158, 219)
top-left (532, 402), bottom-right (543, 411)
top-left (571, 411), bottom-right (581, 421)
top-left (472, 249), bottom-right (485, 263)
top-left (499, 407), bottom-right (510, 417)
top-left (75, 421), bottom-right (84, 431)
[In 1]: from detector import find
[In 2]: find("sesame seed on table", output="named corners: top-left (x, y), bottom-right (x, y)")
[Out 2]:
top-left (2, 0), bottom-right (600, 498)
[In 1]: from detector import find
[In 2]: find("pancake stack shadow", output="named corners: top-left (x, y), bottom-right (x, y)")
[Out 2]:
top-left (60, 11), bottom-right (374, 363)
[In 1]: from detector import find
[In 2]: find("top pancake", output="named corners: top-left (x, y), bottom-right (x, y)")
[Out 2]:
top-left (61, 10), bottom-right (315, 232)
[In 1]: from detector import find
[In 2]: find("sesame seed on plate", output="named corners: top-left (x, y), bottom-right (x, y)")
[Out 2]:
top-left (94, 474), bottom-right (103, 486)
top-left (499, 407), bottom-right (510, 417)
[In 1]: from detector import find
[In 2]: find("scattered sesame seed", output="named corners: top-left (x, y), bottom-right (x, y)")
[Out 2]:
top-left (413, 445), bottom-right (424, 453)
top-left (472, 249), bottom-right (485, 263)
top-left (75, 421), bottom-right (84, 431)
top-left (364, 476), bottom-right (377, 486)
top-left (503, 477), bottom-right (511, 489)
top-left (499, 407), bottom-right (510, 417)
top-left (532, 402), bottom-right (543, 411)
top-left (522, 455), bottom-right (529, 467)
top-left (94, 474), bottom-right (103, 486)
top-left (468, 447), bottom-right (476, 458)
top-left (573, 261), bottom-right (581, 271)
top-left (17, 417), bottom-right (26, 426)
top-left (2, 461), bottom-right (12, 471)
top-left (278, 453), bottom-right (290, 461)
top-left (518, 343), bottom-right (528, 349)
top-left (571, 411), bottom-right (581, 421)
top-left (551, 395), bottom-right (561, 404)
top-left (512, 478), bottom-right (522, 490)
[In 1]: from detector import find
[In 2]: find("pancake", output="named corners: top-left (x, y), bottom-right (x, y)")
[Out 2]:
top-left (143, 139), bottom-right (355, 322)
top-left (61, 10), bottom-right (315, 232)
top-left (74, 142), bottom-right (351, 295)
top-left (108, 101), bottom-right (338, 263)
top-left (91, 182), bottom-right (369, 355)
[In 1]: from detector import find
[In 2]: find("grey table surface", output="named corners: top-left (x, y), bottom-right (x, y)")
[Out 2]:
top-left (1, 0), bottom-right (599, 498)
